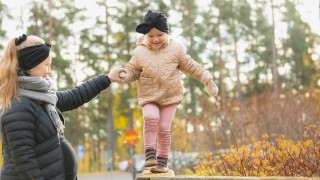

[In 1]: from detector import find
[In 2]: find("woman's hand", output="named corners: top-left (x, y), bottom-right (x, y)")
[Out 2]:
top-left (108, 68), bottom-right (127, 83)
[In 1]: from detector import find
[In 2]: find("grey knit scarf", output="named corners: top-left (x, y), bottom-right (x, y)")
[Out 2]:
top-left (18, 76), bottom-right (64, 140)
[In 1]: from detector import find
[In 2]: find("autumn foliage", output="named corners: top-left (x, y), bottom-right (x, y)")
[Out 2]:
top-left (194, 124), bottom-right (320, 177)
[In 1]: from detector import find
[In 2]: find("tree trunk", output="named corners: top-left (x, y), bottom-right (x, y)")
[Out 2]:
top-left (48, 0), bottom-right (53, 43)
top-left (271, 0), bottom-right (279, 94)
top-left (231, 1), bottom-right (245, 139)
top-left (104, 0), bottom-right (115, 171)
top-left (217, 15), bottom-right (229, 145)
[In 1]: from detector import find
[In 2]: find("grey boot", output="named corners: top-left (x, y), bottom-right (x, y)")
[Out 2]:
top-left (144, 149), bottom-right (158, 167)
top-left (150, 156), bottom-right (169, 173)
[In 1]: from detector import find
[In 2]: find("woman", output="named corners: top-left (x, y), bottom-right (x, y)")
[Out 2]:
top-left (0, 34), bottom-right (125, 179)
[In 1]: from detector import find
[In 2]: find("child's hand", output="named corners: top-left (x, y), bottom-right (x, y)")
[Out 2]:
top-left (119, 71), bottom-right (127, 79)
top-left (205, 80), bottom-right (218, 96)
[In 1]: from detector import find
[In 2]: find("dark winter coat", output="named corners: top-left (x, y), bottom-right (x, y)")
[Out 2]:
top-left (0, 75), bottom-right (110, 180)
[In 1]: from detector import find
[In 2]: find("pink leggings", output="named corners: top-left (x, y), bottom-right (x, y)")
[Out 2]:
top-left (142, 103), bottom-right (177, 158)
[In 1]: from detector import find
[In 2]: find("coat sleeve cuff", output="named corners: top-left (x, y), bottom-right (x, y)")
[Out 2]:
top-left (105, 75), bottom-right (111, 84)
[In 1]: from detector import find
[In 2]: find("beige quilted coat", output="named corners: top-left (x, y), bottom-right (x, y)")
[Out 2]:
top-left (124, 37), bottom-right (213, 107)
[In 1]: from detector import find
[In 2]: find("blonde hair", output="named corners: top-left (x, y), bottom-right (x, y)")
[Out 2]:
top-left (0, 35), bottom-right (45, 115)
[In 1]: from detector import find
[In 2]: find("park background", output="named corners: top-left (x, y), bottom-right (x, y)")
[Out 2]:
top-left (0, 0), bottom-right (319, 176)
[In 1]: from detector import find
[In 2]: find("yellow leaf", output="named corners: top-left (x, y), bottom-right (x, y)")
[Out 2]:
top-left (262, 134), bottom-right (269, 139)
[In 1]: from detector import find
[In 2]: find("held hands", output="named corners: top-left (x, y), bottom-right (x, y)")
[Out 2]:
top-left (108, 67), bottom-right (127, 83)
top-left (119, 71), bottom-right (127, 79)
top-left (205, 80), bottom-right (219, 96)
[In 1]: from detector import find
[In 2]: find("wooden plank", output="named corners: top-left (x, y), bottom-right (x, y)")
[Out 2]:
top-left (136, 175), bottom-right (320, 180)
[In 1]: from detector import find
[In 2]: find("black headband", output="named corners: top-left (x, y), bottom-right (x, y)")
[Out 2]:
top-left (136, 10), bottom-right (169, 34)
top-left (17, 42), bottom-right (51, 70)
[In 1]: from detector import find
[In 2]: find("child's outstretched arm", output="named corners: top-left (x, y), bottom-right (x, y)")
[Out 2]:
top-left (177, 44), bottom-right (218, 96)
top-left (120, 54), bottom-right (142, 83)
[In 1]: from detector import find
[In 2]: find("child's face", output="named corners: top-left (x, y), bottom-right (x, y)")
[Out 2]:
top-left (145, 28), bottom-right (167, 50)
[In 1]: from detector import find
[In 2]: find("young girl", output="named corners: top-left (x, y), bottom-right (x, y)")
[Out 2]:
top-left (120, 10), bottom-right (218, 173)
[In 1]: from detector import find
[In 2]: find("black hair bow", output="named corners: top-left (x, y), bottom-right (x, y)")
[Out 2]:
top-left (15, 34), bottom-right (27, 45)
top-left (136, 10), bottom-right (169, 34)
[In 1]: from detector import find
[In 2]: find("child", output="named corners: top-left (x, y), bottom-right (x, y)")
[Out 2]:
top-left (120, 10), bottom-right (218, 173)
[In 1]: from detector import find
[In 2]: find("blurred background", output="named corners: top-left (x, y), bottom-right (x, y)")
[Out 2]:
top-left (0, 0), bottom-right (319, 176)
